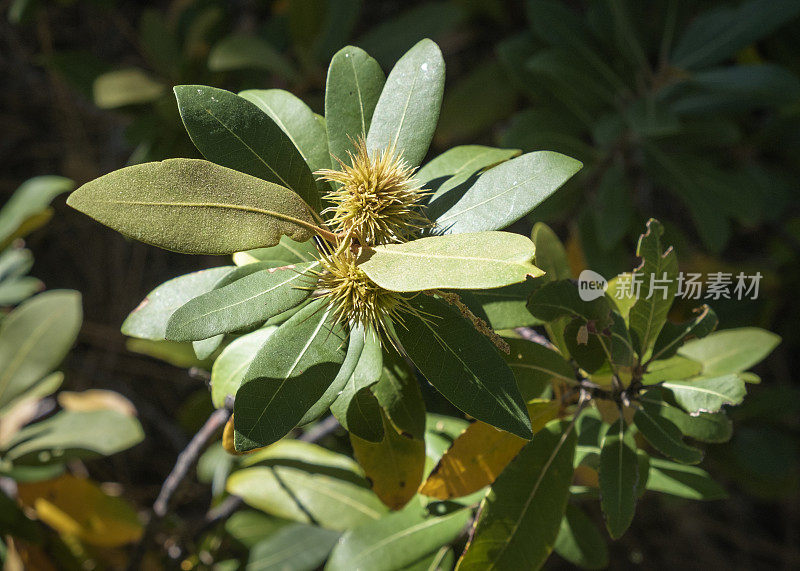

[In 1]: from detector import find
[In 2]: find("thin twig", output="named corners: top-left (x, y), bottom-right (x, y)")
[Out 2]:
top-left (127, 405), bottom-right (232, 571)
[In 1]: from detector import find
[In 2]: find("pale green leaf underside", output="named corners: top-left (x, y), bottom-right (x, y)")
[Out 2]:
top-left (359, 232), bottom-right (542, 292)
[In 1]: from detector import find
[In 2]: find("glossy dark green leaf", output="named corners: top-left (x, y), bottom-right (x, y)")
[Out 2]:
top-left (395, 295), bottom-right (532, 439)
top-left (650, 305), bottom-right (717, 362)
top-left (628, 219), bottom-right (678, 357)
top-left (210, 326), bottom-right (278, 408)
top-left (502, 337), bottom-right (574, 401)
top-left (662, 375), bottom-right (746, 414)
top-left (553, 504), bottom-right (609, 570)
top-left (599, 418), bottom-right (638, 538)
top-left (359, 232), bottom-right (542, 292)
top-left (234, 300), bottom-right (346, 451)
top-left (247, 523), bottom-right (340, 571)
top-left (372, 348), bottom-right (426, 440)
top-left (634, 401), bottom-right (703, 465)
top-left (527, 280), bottom-right (613, 330)
top-left (327, 502), bottom-right (469, 571)
top-left (457, 282), bottom-right (541, 331)
top-left (325, 46), bottom-right (386, 164)
top-left (3, 410), bottom-right (144, 465)
top-left (331, 325), bottom-right (384, 441)
top-left (677, 327), bottom-right (780, 376)
top-left (166, 262), bottom-right (317, 341)
top-left (638, 390), bottom-right (732, 443)
top-left (433, 152), bottom-right (581, 234)
top-left (645, 458), bottom-right (727, 500)
top-left (298, 324), bottom-right (365, 426)
top-left (366, 39), bottom-right (445, 168)
top-left (458, 420), bottom-right (576, 570)
top-left (240, 89), bottom-right (331, 174)
top-left (0, 291), bottom-right (82, 410)
top-left (67, 159), bottom-right (318, 255)
top-left (121, 267), bottom-right (233, 340)
top-left (174, 86), bottom-right (319, 212)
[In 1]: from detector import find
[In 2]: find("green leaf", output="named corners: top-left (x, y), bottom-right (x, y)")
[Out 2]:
top-left (502, 337), bottom-right (574, 401)
top-left (553, 504), bottom-right (609, 570)
top-left (207, 34), bottom-right (296, 79)
top-left (233, 300), bottom-right (346, 451)
top-left (298, 324), bottom-right (366, 426)
top-left (0, 277), bottom-right (42, 307)
top-left (92, 68), bottom-right (164, 109)
top-left (0, 372), bottom-right (63, 419)
top-left (634, 401), bottom-right (703, 464)
top-left (650, 305), bottom-right (717, 362)
top-left (234, 236), bottom-right (319, 267)
top-left (210, 326), bottom-right (278, 408)
top-left (436, 60), bottom-right (517, 145)
top-left (121, 267), bottom-right (233, 340)
top-left (628, 219), bottom-right (678, 357)
top-left (325, 46), bottom-right (386, 165)
top-left (670, 0), bottom-right (800, 70)
top-left (592, 162), bottom-right (633, 252)
top-left (417, 145), bottom-right (521, 202)
top-left (457, 282), bottom-right (542, 331)
top-left (372, 348), bottom-right (426, 440)
top-left (527, 280), bottom-right (613, 330)
top-left (193, 335), bottom-right (223, 360)
top-left (3, 410), bottom-right (144, 465)
top-left (662, 375), bottom-right (746, 414)
top-left (599, 418), bottom-right (638, 538)
top-left (166, 262), bottom-right (317, 341)
top-left (359, 232), bottom-right (542, 292)
top-left (638, 390), bottom-right (732, 443)
top-left (0, 291), bottom-right (82, 410)
top-left (433, 151), bottom-right (582, 234)
top-left (331, 326), bottom-right (384, 441)
top-left (366, 39), bottom-right (445, 168)
top-left (395, 295), bottom-right (532, 439)
top-left (225, 511), bottom-right (288, 549)
top-left (677, 327), bottom-right (780, 376)
top-left (457, 420), bottom-right (576, 570)
top-left (531, 222), bottom-right (571, 282)
top-left (0, 176), bottom-right (73, 245)
top-left (67, 159), bottom-right (319, 255)
top-left (326, 502), bottom-right (469, 571)
top-left (645, 458), bottom-right (727, 500)
top-left (174, 86), bottom-right (320, 213)
top-left (227, 464), bottom-right (387, 531)
top-left (247, 523), bottom-right (340, 571)
top-left (642, 355), bottom-right (702, 385)
top-left (239, 89), bottom-right (331, 174)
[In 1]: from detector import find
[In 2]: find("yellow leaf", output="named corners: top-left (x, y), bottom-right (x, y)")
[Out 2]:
top-left (57, 390), bottom-right (136, 416)
top-left (17, 475), bottom-right (142, 547)
top-left (350, 408), bottom-right (425, 510)
top-left (419, 400), bottom-right (560, 500)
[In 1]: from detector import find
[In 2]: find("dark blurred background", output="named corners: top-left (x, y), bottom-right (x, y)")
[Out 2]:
top-left (2, 0), bottom-right (799, 568)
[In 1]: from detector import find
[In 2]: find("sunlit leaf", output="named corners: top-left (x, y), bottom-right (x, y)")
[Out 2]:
top-left (67, 159), bottom-right (318, 254)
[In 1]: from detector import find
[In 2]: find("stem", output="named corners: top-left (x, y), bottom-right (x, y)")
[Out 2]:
top-left (127, 405), bottom-right (232, 571)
